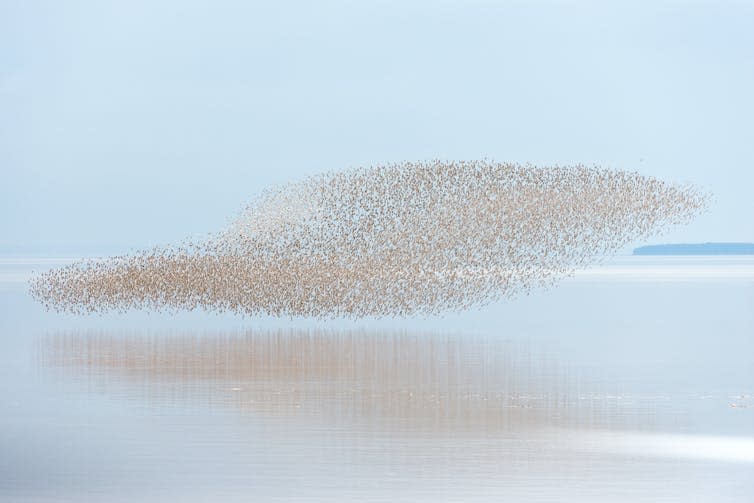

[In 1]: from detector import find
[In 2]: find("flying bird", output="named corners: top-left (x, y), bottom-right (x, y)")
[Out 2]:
top-left (29, 161), bottom-right (709, 318)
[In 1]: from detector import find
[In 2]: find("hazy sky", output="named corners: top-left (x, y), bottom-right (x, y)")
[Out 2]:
top-left (2, 0), bottom-right (752, 255)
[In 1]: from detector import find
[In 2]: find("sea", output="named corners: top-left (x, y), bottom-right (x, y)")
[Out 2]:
top-left (1, 256), bottom-right (752, 502)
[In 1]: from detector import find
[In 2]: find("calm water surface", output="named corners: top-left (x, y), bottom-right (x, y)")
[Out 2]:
top-left (1, 257), bottom-right (753, 502)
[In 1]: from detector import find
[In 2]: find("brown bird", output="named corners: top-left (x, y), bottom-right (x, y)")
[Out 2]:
top-left (28, 161), bottom-right (709, 318)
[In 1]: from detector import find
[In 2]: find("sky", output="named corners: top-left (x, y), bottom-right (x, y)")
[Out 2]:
top-left (1, 0), bottom-right (753, 256)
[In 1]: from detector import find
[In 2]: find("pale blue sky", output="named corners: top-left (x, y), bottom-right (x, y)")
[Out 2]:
top-left (2, 0), bottom-right (752, 255)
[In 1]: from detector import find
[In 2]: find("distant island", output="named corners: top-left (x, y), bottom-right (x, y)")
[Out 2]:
top-left (633, 242), bottom-right (754, 255)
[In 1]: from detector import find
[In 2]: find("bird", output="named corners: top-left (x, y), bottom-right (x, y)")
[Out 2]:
top-left (28, 160), bottom-right (709, 318)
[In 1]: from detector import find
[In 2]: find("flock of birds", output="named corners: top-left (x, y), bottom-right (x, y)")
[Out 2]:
top-left (29, 161), bottom-right (708, 318)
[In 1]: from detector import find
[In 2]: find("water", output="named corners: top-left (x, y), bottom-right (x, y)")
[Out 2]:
top-left (1, 257), bottom-right (753, 502)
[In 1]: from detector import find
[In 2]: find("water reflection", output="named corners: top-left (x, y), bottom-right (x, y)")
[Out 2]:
top-left (39, 329), bottom-right (648, 434)
top-left (32, 330), bottom-right (754, 501)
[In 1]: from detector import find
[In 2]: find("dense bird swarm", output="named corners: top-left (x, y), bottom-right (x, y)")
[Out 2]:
top-left (29, 161), bottom-right (708, 317)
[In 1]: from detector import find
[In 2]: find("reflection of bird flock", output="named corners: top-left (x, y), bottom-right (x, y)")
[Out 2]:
top-left (39, 330), bottom-right (608, 433)
top-left (29, 161), bottom-right (708, 317)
